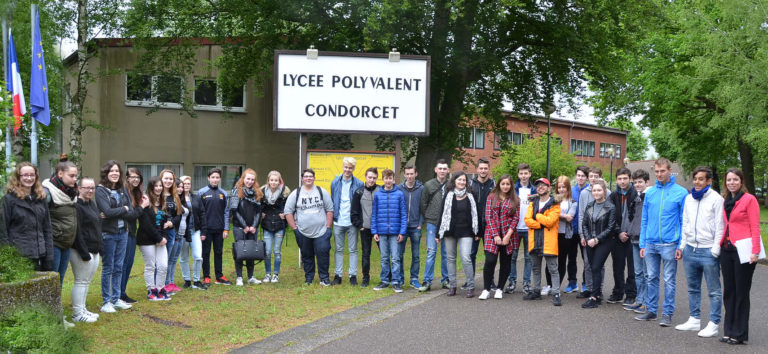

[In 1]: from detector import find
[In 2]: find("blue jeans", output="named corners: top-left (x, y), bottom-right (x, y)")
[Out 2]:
top-left (379, 235), bottom-right (402, 285)
top-left (633, 243), bottom-right (646, 305)
top-left (52, 246), bottom-right (71, 286)
top-left (509, 229), bottom-right (532, 285)
top-left (398, 227), bottom-right (421, 283)
top-left (180, 230), bottom-right (203, 282)
top-left (264, 229), bottom-right (285, 275)
top-left (424, 223), bottom-right (448, 284)
top-left (102, 231), bottom-right (128, 304)
top-left (165, 229), bottom-right (182, 285)
top-left (683, 245), bottom-right (722, 323)
top-left (644, 243), bottom-right (678, 316)
top-left (333, 224), bottom-right (358, 277)
top-left (120, 235), bottom-right (137, 298)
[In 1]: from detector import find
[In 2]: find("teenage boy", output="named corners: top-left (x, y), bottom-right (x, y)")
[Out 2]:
top-left (608, 168), bottom-right (638, 305)
top-left (577, 167), bottom-right (611, 298)
top-left (398, 165), bottom-right (424, 289)
top-left (351, 167), bottom-right (380, 287)
top-left (675, 166), bottom-right (724, 337)
top-left (330, 157), bottom-right (364, 285)
top-left (419, 159), bottom-right (451, 291)
top-left (635, 158), bottom-right (687, 326)
top-left (524, 178), bottom-right (562, 306)
top-left (372, 169), bottom-right (408, 293)
top-left (199, 168), bottom-right (231, 285)
top-left (506, 163), bottom-right (533, 294)
top-left (624, 169), bottom-right (650, 314)
top-left (470, 158), bottom-right (495, 281)
top-left (285, 169), bottom-right (335, 286)
top-left (569, 165), bottom-right (590, 294)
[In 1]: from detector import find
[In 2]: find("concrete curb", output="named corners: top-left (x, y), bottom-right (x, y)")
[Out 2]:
top-left (232, 287), bottom-right (445, 353)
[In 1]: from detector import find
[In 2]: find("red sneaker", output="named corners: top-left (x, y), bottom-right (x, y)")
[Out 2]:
top-left (203, 277), bottom-right (211, 285)
top-left (215, 276), bottom-right (232, 285)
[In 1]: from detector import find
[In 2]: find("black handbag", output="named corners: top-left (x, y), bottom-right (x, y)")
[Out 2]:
top-left (233, 237), bottom-right (266, 261)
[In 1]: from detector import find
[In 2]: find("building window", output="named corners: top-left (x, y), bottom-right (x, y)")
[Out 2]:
top-left (126, 163), bottom-right (184, 180)
top-left (600, 143), bottom-right (622, 159)
top-left (570, 139), bottom-right (595, 157)
top-left (193, 164), bottom-right (244, 191)
top-left (474, 129), bottom-right (485, 149)
top-left (460, 128), bottom-right (486, 149)
top-left (125, 73), bottom-right (183, 107)
top-left (193, 79), bottom-right (246, 112)
top-left (494, 131), bottom-right (527, 150)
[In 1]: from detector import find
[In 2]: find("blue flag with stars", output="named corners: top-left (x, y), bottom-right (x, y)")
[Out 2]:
top-left (30, 9), bottom-right (50, 126)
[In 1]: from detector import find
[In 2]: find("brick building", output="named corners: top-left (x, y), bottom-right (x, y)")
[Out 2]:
top-left (452, 112), bottom-right (628, 175)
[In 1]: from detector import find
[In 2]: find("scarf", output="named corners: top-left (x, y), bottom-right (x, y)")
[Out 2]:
top-left (242, 186), bottom-right (257, 204)
top-left (42, 178), bottom-right (77, 205)
top-left (453, 188), bottom-right (467, 198)
top-left (530, 196), bottom-right (554, 255)
top-left (49, 175), bottom-right (78, 200)
top-left (724, 191), bottom-right (742, 220)
top-left (691, 185), bottom-right (710, 201)
top-left (438, 191), bottom-right (478, 238)
top-left (264, 185), bottom-right (282, 205)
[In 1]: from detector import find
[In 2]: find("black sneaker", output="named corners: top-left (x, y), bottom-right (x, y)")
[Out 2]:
top-left (606, 294), bottom-right (623, 304)
top-left (504, 283), bottom-right (516, 294)
top-left (635, 312), bottom-right (657, 321)
top-left (183, 280), bottom-right (192, 289)
top-left (120, 295), bottom-right (137, 304)
top-left (659, 314), bottom-right (672, 327)
top-left (553, 294), bottom-right (562, 306)
top-left (523, 292), bottom-right (541, 300)
top-left (393, 284), bottom-right (403, 293)
top-left (623, 297), bottom-right (636, 306)
top-left (373, 282), bottom-right (388, 291)
top-left (576, 290), bottom-right (591, 299)
top-left (332, 276), bottom-right (342, 285)
top-left (418, 281), bottom-right (431, 292)
top-left (192, 281), bottom-right (207, 290)
top-left (215, 276), bottom-right (232, 285)
top-left (361, 277), bottom-right (370, 287)
top-left (441, 280), bottom-right (449, 289)
top-left (460, 282), bottom-right (468, 290)
top-left (582, 297), bottom-right (598, 308)
top-left (349, 276), bottom-right (358, 286)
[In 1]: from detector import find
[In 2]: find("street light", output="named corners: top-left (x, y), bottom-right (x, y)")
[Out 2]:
top-left (543, 102), bottom-right (556, 181)
top-left (608, 146), bottom-right (616, 189)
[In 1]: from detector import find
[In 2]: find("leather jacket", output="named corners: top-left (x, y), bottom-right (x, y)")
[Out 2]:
top-left (581, 199), bottom-right (618, 242)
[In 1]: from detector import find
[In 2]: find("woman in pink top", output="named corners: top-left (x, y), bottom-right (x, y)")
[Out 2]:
top-left (719, 168), bottom-right (761, 345)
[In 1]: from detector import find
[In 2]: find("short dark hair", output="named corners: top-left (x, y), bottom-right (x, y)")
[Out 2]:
top-left (575, 165), bottom-right (590, 177)
top-left (208, 167), bottom-right (222, 177)
top-left (589, 167), bottom-right (603, 177)
top-left (692, 166), bottom-right (713, 180)
top-left (404, 165), bottom-right (415, 172)
top-left (476, 158), bottom-right (490, 167)
top-left (631, 169), bottom-right (650, 181)
top-left (517, 163), bottom-right (530, 172)
top-left (382, 169), bottom-right (395, 178)
top-left (365, 167), bottom-right (379, 176)
top-left (615, 167), bottom-right (631, 178)
top-left (302, 168), bottom-right (315, 177)
top-left (435, 159), bottom-right (449, 167)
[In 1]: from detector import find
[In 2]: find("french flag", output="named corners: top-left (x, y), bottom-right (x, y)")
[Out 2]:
top-left (6, 31), bottom-right (26, 135)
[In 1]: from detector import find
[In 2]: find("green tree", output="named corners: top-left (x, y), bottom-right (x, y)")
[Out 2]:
top-left (606, 119), bottom-right (649, 161)
top-left (493, 134), bottom-right (577, 181)
top-left (123, 0), bottom-right (658, 176)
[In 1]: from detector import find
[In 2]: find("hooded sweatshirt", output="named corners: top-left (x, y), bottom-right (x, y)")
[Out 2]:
top-left (681, 187), bottom-right (724, 252)
top-left (639, 175), bottom-right (688, 249)
top-left (42, 179), bottom-right (78, 249)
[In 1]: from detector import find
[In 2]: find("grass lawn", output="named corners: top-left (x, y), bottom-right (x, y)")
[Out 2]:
top-left (760, 206), bottom-right (768, 247)
top-left (62, 229), bottom-right (484, 353)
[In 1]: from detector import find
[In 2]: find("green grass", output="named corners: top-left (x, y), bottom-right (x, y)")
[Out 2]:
top-left (761, 206), bottom-right (768, 247)
top-left (62, 228), bottom-right (479, 353)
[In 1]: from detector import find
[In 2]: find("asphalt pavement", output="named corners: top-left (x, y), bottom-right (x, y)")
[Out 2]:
top-left (236, 253), bottom-right (768, 353)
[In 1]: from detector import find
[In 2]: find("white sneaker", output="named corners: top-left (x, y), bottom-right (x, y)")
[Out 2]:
top-left (100, 303), bottom-right (116, 313)
top-left (540, 285), bottom-right (551, 295)
top-left (85, 310), bottom-right (99, 318)
top-left (72, 312), bottom-right (97, 323)
top-left (698, 321), bottom-right (719, 337)
top-left (478, 289), bottom-right (491, 300)
top-left (262, 275), bottom-right (272, 283)
top-left (494, 289), bottom-right (503, 299)
top-left (271, 274), bottom-right (279, 283)
top-left (114, 299), bottom-right (132, 310)
top-left (675, 316), bottom-right (701, 331)
top-left (236, 277), bottom-right (244, 286)
top-left (248, 277), bottom-right (262, 285)
top-left (62, 315), bottom-right (76, 328)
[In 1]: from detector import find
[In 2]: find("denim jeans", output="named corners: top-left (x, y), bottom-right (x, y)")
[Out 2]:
top-left (398, 227), bottom-right (421, 283)
top-left (165, 229), bottom-right (182, 285)
top-left (180, 230), bottom-right (203, 282)
top-left (379, 235), bottom-right (402, 285)
top-left (333, 224), bottom-right (358, 277)
top-left (424, 223), bottom-right (448, 284)
top-left (296, 228), bottom-right (332, 283)
top-left (444, 237), bottom-right (474, 289)
top-left (102, 231), bottom-right (128, 304)
top-left (120, 235), bottom-right (137, 298)
top-left (509, 229), bottom-right (532, 285)
top-left (683, 245), bottom-right (722, 323)
top-left (52, 246), bottom-right (71, 287)
top-left (264, 229), bottom-right (285, 275)
top-left (644, 243), bottom-right (678, 316)
top-left (633, 243), bottom-right (646, 305)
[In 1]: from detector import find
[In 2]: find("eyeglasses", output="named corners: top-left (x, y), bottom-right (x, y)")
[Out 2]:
top-left (302, 175), bottom-right (315, 178)
top-left (81, 186), bottom-right (95, 190)
top-left (20, 174), bottom-right (36, 179)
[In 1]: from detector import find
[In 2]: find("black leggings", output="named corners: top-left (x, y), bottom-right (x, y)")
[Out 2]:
top-left (586, 239), bottom-right (613, 299)
top-left (483, 250), bottom-right (511, 291)
top-left (233, 227), bottom-right (255, 278)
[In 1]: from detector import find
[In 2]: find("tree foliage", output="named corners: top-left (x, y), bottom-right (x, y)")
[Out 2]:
top-left (607, 119), bottom-right (649, 161)
top-left (493, 134), bottom-right (577, 181)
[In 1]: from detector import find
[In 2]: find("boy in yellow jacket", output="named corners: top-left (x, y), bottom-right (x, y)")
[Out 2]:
top-left (524, 178), bottom-right (562, 306)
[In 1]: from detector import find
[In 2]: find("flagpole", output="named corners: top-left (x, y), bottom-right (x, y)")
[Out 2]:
top-left (2, 17), bottom-right (11, 171)
top-left (30, 4), bottom-right (38, 166)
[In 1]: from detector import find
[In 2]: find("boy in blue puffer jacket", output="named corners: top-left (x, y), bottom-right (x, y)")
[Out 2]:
top-left (371, 169), bottom-right (408, 293)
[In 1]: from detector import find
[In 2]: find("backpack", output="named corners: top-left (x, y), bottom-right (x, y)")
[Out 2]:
top-left (291, 185), bottom-right (325, 215)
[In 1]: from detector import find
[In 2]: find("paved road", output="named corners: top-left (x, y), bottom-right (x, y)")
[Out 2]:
top-left (236, 254), bottom-right (768, 353)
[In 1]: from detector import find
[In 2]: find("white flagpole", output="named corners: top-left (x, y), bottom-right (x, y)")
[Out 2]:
top-left (30, 3), bottom-right (38, 166)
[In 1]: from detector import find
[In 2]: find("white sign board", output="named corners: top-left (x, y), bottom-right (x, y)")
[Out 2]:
top-left (274, 51), bottom-right (430, 136)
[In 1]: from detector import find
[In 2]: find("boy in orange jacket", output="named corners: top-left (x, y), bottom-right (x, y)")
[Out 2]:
top-left (524, 178), bottom-right (562, 306)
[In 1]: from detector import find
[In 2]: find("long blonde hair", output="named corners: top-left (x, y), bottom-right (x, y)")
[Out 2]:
top-left (6, 162), bottom-right (46, 200)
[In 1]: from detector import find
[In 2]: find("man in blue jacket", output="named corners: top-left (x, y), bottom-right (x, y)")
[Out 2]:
top-left (397, 165), bottom-right (424, 289)
top-left (198, 168), bottom-right (231, 286)
top-left (635, 158), bottom-right (688, 326)
top-left (330, 157), bottom-right (364, 285)
top-left (372, 168), bottom-right (408, 293)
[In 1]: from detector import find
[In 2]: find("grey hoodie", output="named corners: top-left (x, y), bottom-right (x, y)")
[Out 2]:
top-left (398, 180), bottom-right (424, 229)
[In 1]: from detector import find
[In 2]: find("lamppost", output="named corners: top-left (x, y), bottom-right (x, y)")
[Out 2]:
top-left (608, 147), bottom-right (616, 189)
top-left (543, 103), bottom-right (556, 181)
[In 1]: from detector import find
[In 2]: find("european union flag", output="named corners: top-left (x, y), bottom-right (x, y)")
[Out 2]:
top-left (30, 9), bottom-right (50, 126)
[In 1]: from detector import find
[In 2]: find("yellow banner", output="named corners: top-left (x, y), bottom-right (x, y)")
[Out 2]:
top-left (308, 151), bottom-right (395, 192)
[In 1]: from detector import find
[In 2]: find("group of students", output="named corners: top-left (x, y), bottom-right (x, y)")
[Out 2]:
top-left (0, 159), bottom-right (289, 325)
top-left (0, 156), bottom-right (761, 345)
